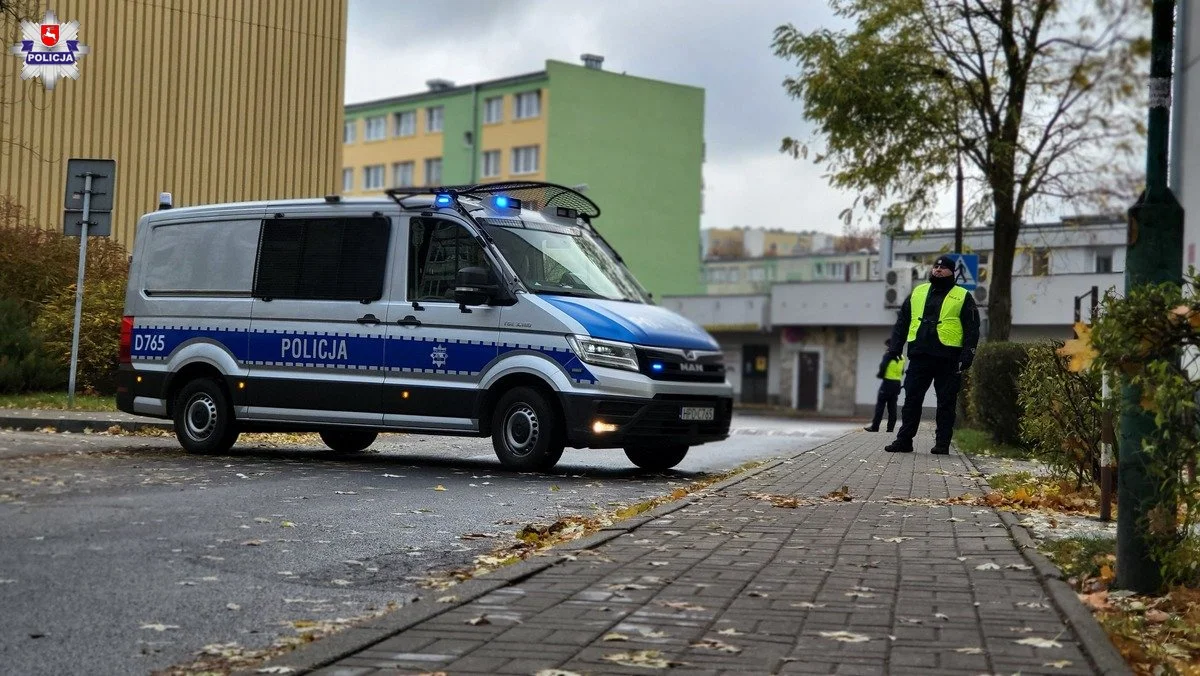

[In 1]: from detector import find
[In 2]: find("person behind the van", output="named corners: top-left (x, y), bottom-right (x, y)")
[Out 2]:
top-left (863, 338), bottom-right (903, 433)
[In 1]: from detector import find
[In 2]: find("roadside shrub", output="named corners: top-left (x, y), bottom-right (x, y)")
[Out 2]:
top-left (1018, 341), bottom-right (1114, 489)
top-left (956, 368), bottom-right (973, 426)
top-left (33, 273), bottom-right (127, 395)
top-left (0, 299), bottom-right (66, 393)
top-left (969, 341), bottom-right (1030, 446)
top-left (0, 197), bottom-right (129, 317)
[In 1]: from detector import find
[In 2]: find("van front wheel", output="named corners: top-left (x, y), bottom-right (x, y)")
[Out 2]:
top-left (173, 378), bottom-right (239, 454)
top-left (625, 444), bottom-right (689, 471)
top-left (319, 430), bottom-right (378, 453)
top-left (491, 387), bottom-right (564, 471)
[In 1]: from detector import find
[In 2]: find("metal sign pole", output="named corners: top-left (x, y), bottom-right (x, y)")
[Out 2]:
top-left (67, 173), bottom-right (93, 407)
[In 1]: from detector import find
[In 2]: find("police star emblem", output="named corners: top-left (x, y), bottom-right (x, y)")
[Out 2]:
top-left (10, 11), bottom-right (89, 90)
top-left (431, 345), bottom-right (448, 369)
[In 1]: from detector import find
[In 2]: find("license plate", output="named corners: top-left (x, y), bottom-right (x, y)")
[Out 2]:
top-left (680, 406), bottom-right (715, 421)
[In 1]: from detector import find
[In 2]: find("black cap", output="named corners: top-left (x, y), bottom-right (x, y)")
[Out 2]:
top-left (933, 255), bottom-right (956, 269)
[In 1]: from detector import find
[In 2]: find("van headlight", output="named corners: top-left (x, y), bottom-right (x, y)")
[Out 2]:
top-left (566, 335), bottom-right (639, 372)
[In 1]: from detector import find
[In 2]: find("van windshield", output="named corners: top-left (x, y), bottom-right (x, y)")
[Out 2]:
top-left (481, 223), bottom-right (647, 303)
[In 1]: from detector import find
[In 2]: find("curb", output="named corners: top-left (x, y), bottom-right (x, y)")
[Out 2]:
top-left (0, 414), bottom-right (172, 434)
top-left (237, 438), bottom-right (832, 675)
top-left (958, 451), bottom-right (1131, 676)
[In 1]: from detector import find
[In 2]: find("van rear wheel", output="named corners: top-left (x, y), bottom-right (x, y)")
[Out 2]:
top-left (625, 444), bottom-right (689, 471)
top-left (319, 430), bottom-right (377, 453)
top-left (491, 387), bottom-right (565, 471)
top-left (173, 378), bottom-right (239, 455)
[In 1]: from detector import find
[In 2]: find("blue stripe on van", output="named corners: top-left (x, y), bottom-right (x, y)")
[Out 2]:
top-left (129, 326), bottom-right (596, 384)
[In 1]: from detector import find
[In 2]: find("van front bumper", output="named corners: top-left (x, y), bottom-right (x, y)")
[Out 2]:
top-left (560, 393), bottom-right (733, 449)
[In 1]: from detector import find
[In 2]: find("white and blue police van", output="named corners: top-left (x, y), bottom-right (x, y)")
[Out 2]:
top-left (116, 182), bottom-right (732, 471)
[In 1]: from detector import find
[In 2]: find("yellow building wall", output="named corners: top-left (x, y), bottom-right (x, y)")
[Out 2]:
top-left (0, 0), bottom-right (348, 248)
top-left (479, 90), bottom-right (548, 182)
top-left (342, 113), bottom-right (443, 194)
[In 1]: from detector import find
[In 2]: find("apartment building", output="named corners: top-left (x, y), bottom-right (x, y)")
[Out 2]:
top-left (341, 56), bottom-right (705, 297)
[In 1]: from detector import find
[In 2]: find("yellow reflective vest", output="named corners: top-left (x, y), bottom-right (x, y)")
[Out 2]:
top-left (884, 356), bottom-right (904, 381)
top-left (907, 283), bottom-right (966, 348)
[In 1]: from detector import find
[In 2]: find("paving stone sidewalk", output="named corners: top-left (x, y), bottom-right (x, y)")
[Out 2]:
top-left (275, 432), bottom-right (1127, 676)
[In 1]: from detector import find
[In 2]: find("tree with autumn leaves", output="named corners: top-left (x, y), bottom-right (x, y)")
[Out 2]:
top-left (1060, 274), bottom-right (1200, 584)
top-left (773, 0), bottom-right (1148, 341)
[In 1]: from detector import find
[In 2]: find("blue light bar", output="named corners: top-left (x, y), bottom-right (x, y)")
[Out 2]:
top-left (495, 196), bottom-right (509, 208)
top-left (651, 362), bottom-right (664, 372)
top-left (434, 193), bottom-right (453, 207)
top-left (492, 195), bottom-right (521, 210)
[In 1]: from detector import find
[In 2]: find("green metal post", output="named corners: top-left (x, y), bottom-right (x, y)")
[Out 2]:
top-left (1118, 0), bottom-right (1185, 594)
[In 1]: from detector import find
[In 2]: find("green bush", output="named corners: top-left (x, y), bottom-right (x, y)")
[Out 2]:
top-left (34, 273), bottom-right (127, 395)
top-left (0, 200), bottom-right (129, 318)
top-left (969, 341), bottom-right (1030, 446)
top-left (0, 299), bottom-right (66, 393)
top-left (1017, 341), bottom-right (1114, 488)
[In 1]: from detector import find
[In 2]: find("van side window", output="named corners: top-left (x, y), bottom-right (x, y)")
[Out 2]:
top-left (409, 219), bottom-right (489, 301)
top-left (253, 217), bottom-right (390, 301)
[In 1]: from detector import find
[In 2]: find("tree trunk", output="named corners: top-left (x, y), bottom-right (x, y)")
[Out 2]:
top-left (988, 195), bottom-right (1020, 342)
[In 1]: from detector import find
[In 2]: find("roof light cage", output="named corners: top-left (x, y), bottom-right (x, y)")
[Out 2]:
top-left (386, 181), bottom-right (601, 220)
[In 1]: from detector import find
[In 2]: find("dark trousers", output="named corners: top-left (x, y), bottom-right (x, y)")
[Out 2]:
top-left (896, 355), bottom-right (961, 445)
top-left (871, 380), bottom-right (901, 430)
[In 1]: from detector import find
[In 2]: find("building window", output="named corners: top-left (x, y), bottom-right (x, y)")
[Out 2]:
top-left (393, 110), bottom-right (416, 137)
top-left (514, 90), bottom-right (541, 119)
top-left (1095, 249), bottom-right (1114, 273)
top-left (392, 161), bottom-right (414, 188)
top-left (343, 120), bottom-right (356, 144)
top-left (481, 150), bottom-right (501, 178)
top-left (342, 168), bottom-right (353, 193)
top-left (364, 164), bottom-right (385, 190)
top-left (424, 157), bottom-right (443, 185)
top-left (409, 218), bottom-right (490, 302)
top-left (365, 116), bottom-right (386, 141)
top-left (253, 217), bottom-right (390, 302)
top-left (749, 267), bottom-right (766, 282)
top-left (1032, 249), bottom-right (1050, 276)
top-left (483, 96), bottom-right (503, 124)
top-left (426, 106), bottom-right (444, 133)
top-left (511, 145), bottom-right (539, 175)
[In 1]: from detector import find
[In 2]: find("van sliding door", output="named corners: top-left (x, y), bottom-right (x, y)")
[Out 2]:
top-left (245, 213), bottom-right (394, 426)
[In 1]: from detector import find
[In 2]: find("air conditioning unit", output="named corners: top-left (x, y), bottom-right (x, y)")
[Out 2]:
top-left (884, 263), bottom-right (917, 308)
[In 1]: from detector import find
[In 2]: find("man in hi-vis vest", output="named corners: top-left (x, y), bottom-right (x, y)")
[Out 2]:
top-left (883, 254), bottom-right (980, 454)
top-left (864, 338), bottom-right (904, 433)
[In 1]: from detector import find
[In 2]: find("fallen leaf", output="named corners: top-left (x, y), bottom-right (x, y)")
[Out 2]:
top-left (845, 591), bottom-right (875, 598)
top-left (1144, 609), bottom-right (1169, 623)
top-left (1017, 601), bottom-right (1049, 609)
top-left (466, 615), bottom-right (490, 625)
top-left (1042, 661), bottom-right (1073, 670)
top-left (975, 562), bottom-right (1001, 571)
top-left (602, 632), bottom-right (630, 641)
top-left (226, 603), bottom-right (241, 611)
top-left (280, 521), bottom-right (295, 528)
top-left (331, 579), bottom-right (351, 586)
top-left (818, 630), bottom-right (870, 643)
top-left (790, 602), bottom-right (826, 608)
top-left (241, 540), bottom-right (263, 546)
top-left (658, 600), bottom-right (705, 612)
top-left (381, 473), bottom-right (404, 478)
top-left (334, 491), bottom-right (357, 495)
top-left (1078, 591), bottom-right (1110, 611)
top-left (954, 647), bottom-right (984, 654)
top-left (935, 613), bottom-right (950, 621)
top-left (872, 536), bottom-right (911, 543)
top-left (602, 650), bottom-right (682, 669)
top-left (256, 668), bottom-right (295, 675)
top-left (1006, 563), bottom-right (1033, 571)
top-left (1016, 637), bottom-right (1063, 648)
top-left (650, 561), bottom-right (669, 567)
top-left (747, 591), bottom-right (769, 598)
top-left (140, 623), bottom-right (180, 632)
top-left (691, 638), bottom-right (741, 653)
top-left (434, 485), bottom-right (447, 491)
top-left (718, 628), bottom-right (745, 636)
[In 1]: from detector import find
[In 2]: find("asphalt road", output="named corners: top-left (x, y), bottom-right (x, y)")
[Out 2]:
top-left (0, 414), bottom-right (856, 675)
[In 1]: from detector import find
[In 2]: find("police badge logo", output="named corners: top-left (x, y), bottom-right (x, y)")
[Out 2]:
top-left (10, 11), bottom-right (89, 90)
top-left (431, 345), bottom-right (448, 369)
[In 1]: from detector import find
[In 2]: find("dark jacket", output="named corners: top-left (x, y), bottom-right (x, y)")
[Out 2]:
top-left (888, 281), bottom-right (981, 363)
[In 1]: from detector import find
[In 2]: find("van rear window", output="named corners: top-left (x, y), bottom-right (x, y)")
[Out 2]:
top-left (253, 217), bottom-right (390, 301)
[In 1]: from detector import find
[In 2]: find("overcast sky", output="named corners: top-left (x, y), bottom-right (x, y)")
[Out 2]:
top-left (343, 0), bottom-right (929, 236)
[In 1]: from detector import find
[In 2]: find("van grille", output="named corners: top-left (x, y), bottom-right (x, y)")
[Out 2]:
top-left (635, 347), bottom-right (726, 383)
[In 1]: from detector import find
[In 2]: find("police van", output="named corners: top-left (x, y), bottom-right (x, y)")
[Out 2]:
top-left (116, 182), bottom-right (733, 471)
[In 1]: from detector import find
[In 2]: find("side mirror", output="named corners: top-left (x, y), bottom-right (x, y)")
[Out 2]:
top-left (454, 267), bottom-right (498, 307)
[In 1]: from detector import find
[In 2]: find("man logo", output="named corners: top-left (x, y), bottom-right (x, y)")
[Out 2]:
top-left (680, 362), bottom-right (704, 373)
top-left (682, 350), bottom-right (697, 361)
